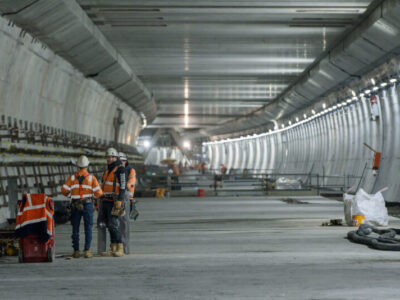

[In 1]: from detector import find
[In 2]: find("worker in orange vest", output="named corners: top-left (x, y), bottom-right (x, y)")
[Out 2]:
top-left (221, 163), bottom-right (227, 176)
top-left (61, 155), bottom-right (103, 258)
top-left (119, 152), bottom-right (137, 254)
top-left (98, 147), bottom-right (127, 257)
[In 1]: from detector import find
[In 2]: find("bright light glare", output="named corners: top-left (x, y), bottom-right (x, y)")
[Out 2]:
top-left (390, 78), bottom-right (397, 83)
top-left (322, 103), bottom-right (326, 109)
top-left (184, 80), bottom-right (189, 99)
top-left (311, 109), bottom-right (316, 115)
top-left (184, 101), bottom-right (189, 127)
top-left (371, 78), bottom-right (376, 85)
top-left (183, 141), bottom-right (190, 149)
top-left (143, 140), bottom-right (150, 148)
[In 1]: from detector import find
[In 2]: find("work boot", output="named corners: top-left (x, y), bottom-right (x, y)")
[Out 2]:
top-left (101, 244), bottom-right (117, 257)
top-left (84, 250), bottom-right (93, 258)
top-left (113, 243), bottom-right (124, 257)
top-left (72, 250), bottom-right (80, 258)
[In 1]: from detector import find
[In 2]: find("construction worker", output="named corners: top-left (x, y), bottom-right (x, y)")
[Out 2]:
top-left (221, 163), bottom-right (227, 176)
top-left (119, 152), bottom-right (137, 254)
top-left (61, 155), bottom-right (103, 258)
top-left (98, 147), bottom-right (126, 257)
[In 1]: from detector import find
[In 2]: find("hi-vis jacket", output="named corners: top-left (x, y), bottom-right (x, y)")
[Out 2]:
top-left (61, 169), bottom-right (103, 201)
top-left (15, 194), bottom-right (54, 242)
top-left (125, 164), bottom-right (136, 199)
top-left (101, 161), bottom-right (126, 201)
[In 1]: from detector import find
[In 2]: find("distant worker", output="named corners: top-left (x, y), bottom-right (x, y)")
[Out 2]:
top-left (179, 161), bottom-right (184, 174)
top-left (61, 155), bottom-right (103, 259)
top-left (201, 161), bottom-right (207, 174)
top-left (196, 163), bottom-right (201, 173)
top-left (171, 163), bottom-right (180, 186)
top-left (119, 152), bottom-right (137, 254)
top-left (221, 163), bottom-right (227, 176)
top-left (98, 147), bottom-right (126, 257)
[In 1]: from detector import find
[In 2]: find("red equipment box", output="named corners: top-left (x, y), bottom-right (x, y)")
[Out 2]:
top-left (19, 233), bottom-right (55, 263)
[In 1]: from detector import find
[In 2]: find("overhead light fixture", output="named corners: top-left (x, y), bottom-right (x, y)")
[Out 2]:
top-left (371, 78), bottom-right (376, 85)
top-left (281, 124), bottom-right (285, 129)
top-left (288, 120), bottom-right (292, 125)
top-left (183, 141), bottom-right (191, 149)
top-left (346, 99), bottom-right (352, 103)
top-left (303, 113), bottom-right (307, 119)
top-left (372, 86), bottom-right (379, 91)
top-left (311, 109), bottom-right (316, 115)
top-left (380, 82), bottom-right (387, 87)
top-left (359, 93), bottom-right (365, 97)
top-left (390, 78), bottom-right (397, 83)
top-left (352, 96), bottom-right (357, 101)
top-left (322, 103), bottom-right (326, 109)
top-left (337, 103), bottom-right (343, 107)
top-left (332, 105), bottom-right (337, 109)
top-left (143, 140), bottom-right (151, 148)
top-left (365, 89), bottom-right (371, 94)
top-left (351, 90), bottom-right (356, 97)
top-left (295, 117), bottom-right (299, 122)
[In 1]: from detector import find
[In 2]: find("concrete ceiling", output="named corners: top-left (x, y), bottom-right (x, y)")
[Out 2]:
top-left (77, 0), bottom-right (373, 134)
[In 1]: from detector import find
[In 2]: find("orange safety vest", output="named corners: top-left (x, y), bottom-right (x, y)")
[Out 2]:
top-left (127, 168), bottom-right (136, 199)
top-left (16, 194), bottom-right (54, 240)
top-left (61, 169), bottom-right (103, 200)
top-left (102, 166), bottom-right (121, 199)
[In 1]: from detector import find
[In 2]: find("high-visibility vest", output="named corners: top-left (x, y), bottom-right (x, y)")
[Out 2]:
top-left (15, 194), bottom-right (54, 241)
top-left (102, 166), bottom-right (121, 197)
top-left (127, 167), bottom-right (136, 199)
top-left (61, 170), bottom-right (103, 200)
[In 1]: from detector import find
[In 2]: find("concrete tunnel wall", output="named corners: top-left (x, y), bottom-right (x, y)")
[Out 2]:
top-left (205, 82), bottom-right (400, 203)
top-left (0, 16), bottom-right (142, 146)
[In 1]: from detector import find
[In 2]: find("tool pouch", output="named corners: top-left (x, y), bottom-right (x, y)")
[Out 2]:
top-left (71, 200), bottom-right (84, 211)
top-left (111, 200), bottom-right (125, 217)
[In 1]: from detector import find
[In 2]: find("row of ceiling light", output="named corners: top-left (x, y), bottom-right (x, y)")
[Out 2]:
top-left (204, 75), bottom-right (398, 146)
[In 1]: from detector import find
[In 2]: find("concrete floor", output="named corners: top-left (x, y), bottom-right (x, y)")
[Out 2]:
top-left (1, 196), bottom-right (400, 299)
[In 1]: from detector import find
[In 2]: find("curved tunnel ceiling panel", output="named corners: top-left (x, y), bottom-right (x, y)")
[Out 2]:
top-left (0, 0), bottom-right (157, 123)
top-left (206, 0), bottom-right (400, 138)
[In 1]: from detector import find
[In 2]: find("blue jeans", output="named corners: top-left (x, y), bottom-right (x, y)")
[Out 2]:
top-left (71, 202), bottom-right (93, 251)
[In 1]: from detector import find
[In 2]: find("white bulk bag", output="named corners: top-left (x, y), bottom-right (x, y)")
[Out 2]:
top-left (351, 188), bottom-right (389, 226)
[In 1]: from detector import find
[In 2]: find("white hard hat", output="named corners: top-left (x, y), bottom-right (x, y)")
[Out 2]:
top-left (119, 152), bottom-right (127, 161)
top-left (76, 155), bottom-right (89, 168)
top-left (106, 147), bottom-right (118, 157)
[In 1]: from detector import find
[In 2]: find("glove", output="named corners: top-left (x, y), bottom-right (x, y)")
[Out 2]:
top-left (111, 200), bottom-right (125, 217)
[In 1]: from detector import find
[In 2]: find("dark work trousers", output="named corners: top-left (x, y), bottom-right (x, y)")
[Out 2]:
top-left (98, 201), bottom-right (122, 244)
top-left (119, 197), bottom-right (130, 254)
top-left (71, 202), bottom-right (94, 251)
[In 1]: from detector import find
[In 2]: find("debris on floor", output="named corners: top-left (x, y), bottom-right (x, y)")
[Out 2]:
top-left (281, 198), bottom-right (309, 204)
top-left (321, 219), bottom-right (343, 226)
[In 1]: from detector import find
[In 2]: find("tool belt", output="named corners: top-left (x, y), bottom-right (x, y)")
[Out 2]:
top-left (101, 194), bottom-right (117, 202)
top-left (71, 198), bottom-right (93, 211)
